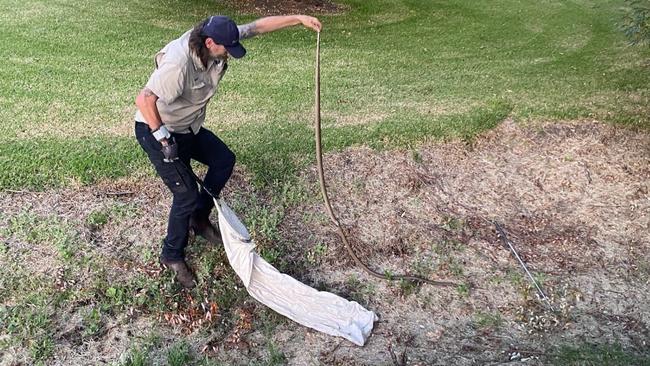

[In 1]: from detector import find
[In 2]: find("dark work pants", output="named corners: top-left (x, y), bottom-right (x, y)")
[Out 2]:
top-left (135, 122), bottom-right (235, 261)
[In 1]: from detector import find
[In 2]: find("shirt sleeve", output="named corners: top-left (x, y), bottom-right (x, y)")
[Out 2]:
top-left (145, 62), bottom-right (186, 104)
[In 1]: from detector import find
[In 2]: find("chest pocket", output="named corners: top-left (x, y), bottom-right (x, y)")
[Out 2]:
top-left (187, 77), bottom-right (210, 103)
top-left (186, 61), bottom-right (225, 103)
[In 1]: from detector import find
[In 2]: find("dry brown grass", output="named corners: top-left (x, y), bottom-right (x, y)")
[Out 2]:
top-left (1, 119), bottom-right (649, 365)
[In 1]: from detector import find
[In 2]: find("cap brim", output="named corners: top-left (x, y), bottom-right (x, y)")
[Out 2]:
top-left (226, 43), bottom-right (246, 59)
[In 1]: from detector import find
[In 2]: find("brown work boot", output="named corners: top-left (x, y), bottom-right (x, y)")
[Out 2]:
top-left (189, 213), bottom-right (221, 244)
top-left (159, 256), bottom-right (196, 289)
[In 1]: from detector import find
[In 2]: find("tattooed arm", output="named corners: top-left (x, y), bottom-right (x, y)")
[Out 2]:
top-left (238, 15), bottom-right (321, 40)
top-left (135, 88), bottom-right (165, 136)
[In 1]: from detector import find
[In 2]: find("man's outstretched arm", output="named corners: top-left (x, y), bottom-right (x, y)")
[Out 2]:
top-left (238, 15), bottom-right (321, 39)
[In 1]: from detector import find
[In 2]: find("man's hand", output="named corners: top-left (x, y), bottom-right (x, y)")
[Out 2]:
top-left (297, 15), bottom-right (321, 32)
top-left (161, 138), bottom-right (179, 163)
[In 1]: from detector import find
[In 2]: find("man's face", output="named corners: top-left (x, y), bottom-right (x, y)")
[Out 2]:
top-left (206, 38), bottom-right (229, 61)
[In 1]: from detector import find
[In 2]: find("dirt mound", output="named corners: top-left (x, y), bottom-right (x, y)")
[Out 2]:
top-left (224, 0), bottom-right (347, 16)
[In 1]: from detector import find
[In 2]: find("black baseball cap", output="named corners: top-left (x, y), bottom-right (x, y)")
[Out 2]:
top-left (200, 15), bottom-right (246, 58)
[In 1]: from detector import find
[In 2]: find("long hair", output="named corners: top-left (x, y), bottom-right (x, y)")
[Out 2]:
top-left (189, 18), bottom-right (211, 68)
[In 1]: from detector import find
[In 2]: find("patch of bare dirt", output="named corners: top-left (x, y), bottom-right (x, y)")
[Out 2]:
top-left (1, 119), bottom-right (649, 365)
top-left (278, 118), bottom-right (650, 364)
top-left (223, 0), bottom-right (347, 16)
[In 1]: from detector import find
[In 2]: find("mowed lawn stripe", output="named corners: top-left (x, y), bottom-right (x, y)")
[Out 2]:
top-left (0, 0), bottom-right (647, 190)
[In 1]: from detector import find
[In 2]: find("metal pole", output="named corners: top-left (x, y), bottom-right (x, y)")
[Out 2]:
top-left (494, 222), bottom-right (555, 311)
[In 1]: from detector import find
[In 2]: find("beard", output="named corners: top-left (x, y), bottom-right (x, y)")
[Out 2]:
top-left (210, 49), bottom-right (229, 62)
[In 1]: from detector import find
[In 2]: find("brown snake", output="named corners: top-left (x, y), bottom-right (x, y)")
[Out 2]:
top-left (313, 32), bottom-right (457, 288)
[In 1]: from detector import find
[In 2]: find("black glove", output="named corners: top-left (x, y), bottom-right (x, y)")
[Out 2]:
top-left (161, 138), bottom-right (179, 163)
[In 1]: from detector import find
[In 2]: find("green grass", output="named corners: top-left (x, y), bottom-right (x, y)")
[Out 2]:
top-left (4, 211), bottom-right (80, 260)
top-left (166, 341), bottom-right (194, 366)
top-left (86, 202), bottom-right (139, 230)
top-left (0, 285), bottom-right (58, 363)
top-left (263, 343), bottom-right (288, 366)
top-left (0, 208), bottom-right (255, 364)
top-left (0, 0), bottom-right (647, 190)
top-left (343, 275), bottom-right (377, 306)
top-left (474, 311), bottom-right (503, 329)
top-left (120, 347), bottom-right (150, 366)
top-left (550, 343), bottom-right (650, 365)
top-left (1, 2), bottom-right (648, 363)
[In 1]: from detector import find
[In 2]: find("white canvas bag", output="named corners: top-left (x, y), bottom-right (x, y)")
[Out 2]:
top-left (215, 198), bottom-right (377, 346)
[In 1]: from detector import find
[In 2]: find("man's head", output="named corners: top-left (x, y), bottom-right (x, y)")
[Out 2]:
top-left (200, 16), bottom-right (246, 60)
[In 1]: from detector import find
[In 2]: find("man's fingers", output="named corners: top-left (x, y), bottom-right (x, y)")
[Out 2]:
top-left (310, 18), bottom-right (321, 32)
top-left (302, 16), bottom-right (321, 32)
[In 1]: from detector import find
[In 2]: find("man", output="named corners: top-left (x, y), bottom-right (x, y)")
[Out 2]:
top-left (135, 15), bottom-right (322, 288)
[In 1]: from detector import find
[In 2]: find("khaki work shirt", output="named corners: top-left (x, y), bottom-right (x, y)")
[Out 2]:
top-left (135, 30), bottom-right (227, 134)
